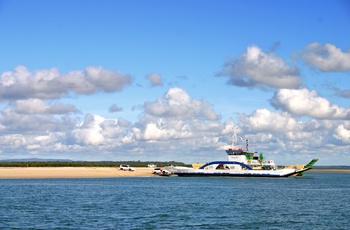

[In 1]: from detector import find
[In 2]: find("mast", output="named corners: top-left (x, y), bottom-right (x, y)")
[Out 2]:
top-left (232, 126), bottom-right (238, 149)
top-left (246, 138), bottom-right (249, 151)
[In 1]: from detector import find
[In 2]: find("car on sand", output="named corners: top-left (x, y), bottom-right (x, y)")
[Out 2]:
top-left (152, 167), bottom-right (162, 174)
top-left (119, 164), bottom-right (135, 171)
top-left (152, 167), bottom-right (171, 176)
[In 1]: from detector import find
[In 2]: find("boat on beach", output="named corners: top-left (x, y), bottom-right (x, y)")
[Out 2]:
top-left (166, 128), bottom-right (318, 178)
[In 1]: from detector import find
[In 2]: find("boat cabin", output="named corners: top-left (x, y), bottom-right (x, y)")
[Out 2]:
top-left (226, 148), bottom-right (276, 169)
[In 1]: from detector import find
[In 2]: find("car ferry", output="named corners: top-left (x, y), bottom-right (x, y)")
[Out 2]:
top-left (166, 129), bottom-right (318, 177)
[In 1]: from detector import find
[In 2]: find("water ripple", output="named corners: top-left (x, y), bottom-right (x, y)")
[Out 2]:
top-left (0, 173), bottom-right (349, 229)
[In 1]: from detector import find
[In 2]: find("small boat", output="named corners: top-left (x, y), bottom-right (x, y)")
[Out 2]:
top-left (166, 128), bottom-right (318, 178)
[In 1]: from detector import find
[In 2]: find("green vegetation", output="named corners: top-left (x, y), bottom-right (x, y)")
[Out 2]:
top-left (0, 161), bottom-right (190, 167)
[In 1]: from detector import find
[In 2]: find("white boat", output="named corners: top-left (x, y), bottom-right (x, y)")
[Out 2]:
top-left (167, 164), bottom-right (311, 177)
top-left (166, 128), bottom-right (318, 178)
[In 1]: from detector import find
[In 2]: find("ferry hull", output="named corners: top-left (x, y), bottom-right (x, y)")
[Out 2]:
top-left (169, 167), bottom-right (310, 178)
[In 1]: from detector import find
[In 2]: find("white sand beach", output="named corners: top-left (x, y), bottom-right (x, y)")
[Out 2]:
top-left (0, 167), bottom-right (154, 179)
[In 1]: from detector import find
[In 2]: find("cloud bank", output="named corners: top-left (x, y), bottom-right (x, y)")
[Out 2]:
top-left (1, 41), bottom-right (350, 164)
top-left (271, 88), bottom-right (350, 120)
top-left (0, 66), bottom-right (133, 100)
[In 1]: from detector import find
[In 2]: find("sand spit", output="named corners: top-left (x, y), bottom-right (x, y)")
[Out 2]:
top-left (0, 167), bottom-right (155, 179)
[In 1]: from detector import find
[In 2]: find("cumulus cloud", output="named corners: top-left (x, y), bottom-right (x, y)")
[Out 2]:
top-left (0, 84), bottom-right (349, 163)
top-left (0, 66), bottom-right (133, 100)
top-left (236, 109), bottom-right (347, 162)
top-left (129, 87), bottom-right (223, 151)
top-left (238, 108), bottom-right (299, 132)
top-left (301, 43), bottom-right (350, 72)
top-left (271, 88), bottom-right (350, 120)
top-left (144, 87), bottom-right (218, 120)
top-left (72, 114), bottom-right (106, 146)
top-left (65, 88), bottom-right (222, 151)
top-left (145, 73), bottom-right (163, 86)
top-left (67, 114), bottom-right (135, 148)
top-left (334, 122), bottom-right (350, 143)
top-left (142, 123), bottom-right (191, 141)
top-left (219, 45), bottom-right (302, 90)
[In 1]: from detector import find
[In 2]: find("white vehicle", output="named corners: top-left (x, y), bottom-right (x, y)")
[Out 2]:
top-left (119, 164), bottom-right (135, 171)
top-left (160, 168), bottom-right (171, 176)
top-left (152, 167), bottom-right (162, 174)
top-left (152, 167), bottom-right (172, 176)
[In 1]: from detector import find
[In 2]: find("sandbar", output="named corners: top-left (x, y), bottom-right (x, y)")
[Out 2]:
top-left (309, 168), bottom-right (350, 173)
top-left (0, 167), bottom-right (155, 179)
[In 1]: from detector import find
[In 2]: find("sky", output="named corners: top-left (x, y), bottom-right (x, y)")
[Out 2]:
top-left (0, 0), bottom-right (350, 165)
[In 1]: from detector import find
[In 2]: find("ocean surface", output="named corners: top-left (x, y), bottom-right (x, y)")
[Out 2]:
top-left (0, 172), bottom-right (349, 229)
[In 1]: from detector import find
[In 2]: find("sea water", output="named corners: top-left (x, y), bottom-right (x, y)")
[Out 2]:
top-left (0, 172), bottom-right (349, 229)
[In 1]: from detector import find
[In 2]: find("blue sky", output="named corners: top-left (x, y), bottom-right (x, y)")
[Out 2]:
top-left (0, 0), bottom-right (349, 165)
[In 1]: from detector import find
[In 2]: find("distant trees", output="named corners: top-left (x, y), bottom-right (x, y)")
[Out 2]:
top-left (0, 161), bottom-right (190, 167)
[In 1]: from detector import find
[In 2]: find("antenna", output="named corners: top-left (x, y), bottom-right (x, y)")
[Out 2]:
top-left (232, 126), bottom-right (238, 149)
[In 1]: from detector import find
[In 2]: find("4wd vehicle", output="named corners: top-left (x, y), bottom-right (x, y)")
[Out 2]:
top-left (119, 164), bottom-right (135, 171)
top-left (152, 167), bottom-right (171, 176)
top-left (152, 167), bottom-right (162, 174)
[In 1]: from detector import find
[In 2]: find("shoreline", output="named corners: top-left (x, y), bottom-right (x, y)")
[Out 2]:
top-left (0, 167), bottom-right (155, 179)
top-left (308, 168), bottom-right (350, 173)
top-left (0, 167), bottom-right (349, 179)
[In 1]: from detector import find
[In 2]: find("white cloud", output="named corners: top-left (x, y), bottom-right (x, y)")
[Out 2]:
top-left (14, 99), bottom-right (79, 114)
top-left (0, 85), bottom-right (349, 163)
top-left (0, 132), bottom-right (64, 154)
top-left (271, 88), bottom-right (350, 120)
top-left (219, 45), bottom-right (302, 89)
top-left (238, 108), bottom-right (300, 132)
top-left (130, 88), bottom-right (221, 145)
top-left (145, 73), bottom-right (163, 86)
top-left (49, 103), bottom-right (79, 114)
top-left (236, 109), bottom-right (348, 164)
top-left (84, 66), bottom-right (133, 92)
top-left (0, 107), bottom-right (74, 133)
top-left (72, 114), bottom-right (106, 146)
top-left (143, 123), bottom-right (191, 141)
top-left (301, 43), bottom-right (350, 72)
top-left (0, 66), bottom-right (133, 100)
top-left (334, 122), bottom-right (350, 144)
top-left (144, 87), bottom-right (218, 120)
top-left (1, 134), bottom-right (28, 149)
